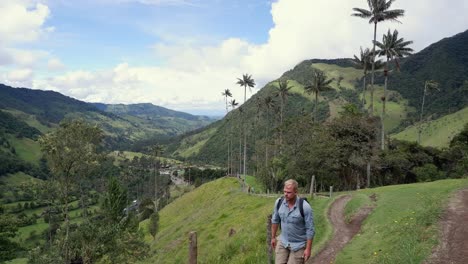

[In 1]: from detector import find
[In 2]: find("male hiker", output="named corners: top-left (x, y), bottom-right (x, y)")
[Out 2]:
top-left (271, 179), bottom-right (315, 264)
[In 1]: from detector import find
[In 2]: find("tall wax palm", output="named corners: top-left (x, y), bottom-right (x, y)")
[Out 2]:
top-left (236, 74), bottom-right (255, 180)
top-left (375, 29), bottom-right (413, 150)
top-left (275, 79), bottom-right (293, 147)
top-left (353, 47), bottom-right (383, 109)
top-left (150, 144), bottom-right (163, 203)
top-left (222, 89), bottom-right (232, 174)
top-left (304, 70), bottom-right (334, 123)
top-left (263, 95), bottom-right (276, 168)
top-left (418, 80), bottom-right (439, 144)
top-left (222, 89), bottom-right (232, 113)
top-left (352, 0), bottom-right (405, 115)
top-left (228, 99), bottom-right (239, 175)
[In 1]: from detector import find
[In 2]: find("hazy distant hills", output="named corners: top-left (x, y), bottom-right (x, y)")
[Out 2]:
top-left (167, 29), bottom-right (468, 165)
top-left (0, 84), bottom-right (214, 151)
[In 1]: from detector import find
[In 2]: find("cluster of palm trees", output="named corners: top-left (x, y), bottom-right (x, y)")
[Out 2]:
top-left (352, 0), bottom-right (413, 150)
top-left (222, 74), bottom-right (256, 179)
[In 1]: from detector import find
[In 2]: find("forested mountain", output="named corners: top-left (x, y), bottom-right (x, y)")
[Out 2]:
top-left (0, 84), bottom-right (214, 177)
top-left (167, 30), bottom-right (468, 167)
top-left (385, 29), bottom-right (468, 121)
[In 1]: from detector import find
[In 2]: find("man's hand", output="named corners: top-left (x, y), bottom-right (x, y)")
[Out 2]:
top-left (303, 248), bottom-right (311, 261)
top-left (271, 237), bottom-right (277, 249)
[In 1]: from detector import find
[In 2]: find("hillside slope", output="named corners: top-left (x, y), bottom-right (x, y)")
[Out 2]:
top-left (392, 106), bottom-right (468, 148)
top-left (168, 30), bottom-right (468, 165)
top-left (139, 177), bottom-right (468, 264)
top-left (139, 177), bottom-right (332, 264)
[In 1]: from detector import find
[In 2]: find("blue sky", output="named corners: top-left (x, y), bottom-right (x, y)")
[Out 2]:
top-left (1, 0), bottom-right (467, 115)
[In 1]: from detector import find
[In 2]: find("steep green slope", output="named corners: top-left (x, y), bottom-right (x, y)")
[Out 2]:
top-left (392, 106), bottom-right (468, 148)
top-left (386, 29), bottom-right (468, 119)
top-left (336, 178), bottom-right (468, 264)
top-left (139, 177), bottom-right (468, 264)
top-left (139, 177), bottom-right (332, 264)
top-left (168, 60), bottom-right (409, 165)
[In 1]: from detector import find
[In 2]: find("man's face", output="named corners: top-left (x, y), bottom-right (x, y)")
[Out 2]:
top-left (283, 184), bottom-right (297, 202)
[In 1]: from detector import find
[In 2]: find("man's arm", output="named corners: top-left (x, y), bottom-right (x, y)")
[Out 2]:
top-left (271, 223), bottom-right (279, 249)
top-left (303, 238), bottom-right (313, 261)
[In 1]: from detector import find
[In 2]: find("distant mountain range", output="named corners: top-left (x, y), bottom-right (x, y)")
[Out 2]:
top-left (0, 84), bottom-right (215, 151)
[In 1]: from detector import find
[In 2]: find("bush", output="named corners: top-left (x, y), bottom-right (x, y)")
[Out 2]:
top-left (412, 164), bottom-right (445, 182)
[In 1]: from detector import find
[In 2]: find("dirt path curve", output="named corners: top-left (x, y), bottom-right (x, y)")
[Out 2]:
top-left (308, 195), bottom-right (374, 264)
top-left (424, 188), bottom-right (468, 264)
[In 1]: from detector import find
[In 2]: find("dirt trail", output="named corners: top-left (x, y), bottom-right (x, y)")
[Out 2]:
top-left (308, 195), bottom-right (374, 264)
top-left (424, 188), bottom-right (468, 264)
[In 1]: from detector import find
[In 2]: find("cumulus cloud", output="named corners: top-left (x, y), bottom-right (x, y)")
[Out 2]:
top-left (0, 1), bottom-right (51, 44)
top-left (47, 58), bottom-right (66, 71)
top-left (18, 0), bottom-right (468, 114)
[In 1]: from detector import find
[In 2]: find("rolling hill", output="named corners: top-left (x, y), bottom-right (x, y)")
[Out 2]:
top-left (166, 30), bottom-right (468, 166)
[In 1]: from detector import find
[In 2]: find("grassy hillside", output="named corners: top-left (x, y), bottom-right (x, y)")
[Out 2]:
top-left (139, 177), bottom-right (332, 264)
top-left (392, 106), bottom-right (468, 148)
top-left (336, 178), bottom-right (468, 264)
top-left (137, 177), bottom-right (468, 264)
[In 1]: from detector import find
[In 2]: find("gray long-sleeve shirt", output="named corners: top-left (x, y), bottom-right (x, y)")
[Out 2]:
top-left (272, 197), bottom-right (315, 251)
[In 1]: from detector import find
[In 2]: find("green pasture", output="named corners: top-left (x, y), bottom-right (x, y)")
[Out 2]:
top-left (392, 106), bottom-right (468, 148)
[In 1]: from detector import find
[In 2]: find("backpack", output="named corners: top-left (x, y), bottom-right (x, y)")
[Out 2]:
top-left (276, 197), bottom-right (309, 218)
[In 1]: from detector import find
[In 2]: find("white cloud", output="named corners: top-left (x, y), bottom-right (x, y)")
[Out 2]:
top-left (47, 58), bottom-right (66, 71)
top-left (17, 0), bottom-right (468, 115)
top-left (0, 1), bottom-right (51, 44)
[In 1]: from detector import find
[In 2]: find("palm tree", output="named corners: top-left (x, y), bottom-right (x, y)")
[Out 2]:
top-left (236, 74), bottom-right (255, 180)
top-left (352, 0), bottom-right (405, 115)
top-left (353, 47), bottom-right (383, 110)
top-left (222, 89), bottom-right (232, 114)
top-left (222, 89), bottom-right (233, 174)
top-left (304, 70), bottom-right (334, 123)
top-left (150, 144), bottom-right (163, 203)
top-left (375, 29), bottom-right (413, 150)
top-left (228, 99), bottom-right (239, 176)
top-left (418, 80), bottom-right (439, 144)
top-left (275, 79), bottom-right (293, 147)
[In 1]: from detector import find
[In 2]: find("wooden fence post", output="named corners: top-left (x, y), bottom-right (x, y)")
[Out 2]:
top-left (189, 231), bottom-right (197, 264)
top-left (309, 175), bottom-right (315, 196)
top-left (267, 215), bottom-right (273, 264)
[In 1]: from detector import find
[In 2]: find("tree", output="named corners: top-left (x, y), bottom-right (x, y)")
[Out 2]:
top-left (418, 80), bottom-right (439, 144)
top-left (236, 74), bottom-right (255, 181)
top-left (39, 119), bottom-right (103, 263)
top-left (375, 29), bottom-right (413, 150)
top-left (352, 47), bottom-right (383, 109)
top-left (148, 211), bottom-right (159, 240)
top-left (304, 70), bottom-right (334, 123)
top-left (150, 144), bottom-right (163, 203)
top-left (222, 89), bottom-right (233, 175)
top-left (0, 215), bottom-right (20, 262)
top-left (102, 177), bottom-right (128, 223)
top-left (274, 79), bottom-right (293, 147)
top-left (228, 99), bottom-right (239, 176)
top-left (352, 0), bottom-right (405, 115)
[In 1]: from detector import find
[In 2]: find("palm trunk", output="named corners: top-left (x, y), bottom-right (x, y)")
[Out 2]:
top-left (314, 92), bottom-right (319, 122)
top-left (370, 22), bottom-right (378, 115)
top-left (418, 82), bottom-right (427, 144)
top-left (243, 86), bottom-right (247, 183)
top-left (362, 70), bottom-right (367, 110)
top-left (381, 59), bottom-right (389, 150)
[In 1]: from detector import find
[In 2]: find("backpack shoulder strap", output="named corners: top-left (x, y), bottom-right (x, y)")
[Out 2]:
top-left (276, 197), bottom-right (284, 213)
top-left (299, 197), bottom-right (309, 218)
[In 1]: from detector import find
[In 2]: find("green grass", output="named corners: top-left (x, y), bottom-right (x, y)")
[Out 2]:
top-left (335, 178), bottom-right (468, 264)
top-left (2, 109), bottom-right (55, 134)
top-left (6, 135), bottom-right (42, 164)
top-left (392, 106), bottom-right (468, 148)
top-left (138, 177), bottom-right (332, 264)
top-left (343, 193), bottom-right (372, 223)
top-left (362, 86), bottom-right (410, 132)
top-left (174, 126), bottom-right (218, 158)
top-left (312, 63), bottom-right (362, 90)
top-left (244, 175), bottom-right (265, 193)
